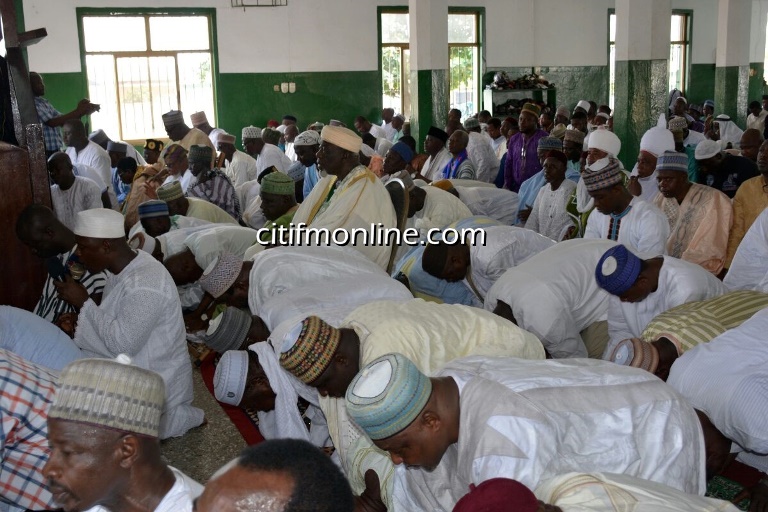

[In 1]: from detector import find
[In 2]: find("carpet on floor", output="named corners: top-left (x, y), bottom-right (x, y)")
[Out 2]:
top-left (199, 351), bottom-right (265, 446)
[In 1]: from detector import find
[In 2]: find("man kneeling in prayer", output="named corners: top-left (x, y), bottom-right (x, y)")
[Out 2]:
top-left (345, 353), bottom-right (708, 511)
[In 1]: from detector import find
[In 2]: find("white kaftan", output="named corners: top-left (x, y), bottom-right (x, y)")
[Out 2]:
top-left (50, 177), bottom-right (103, 230)
top-left (73, 251), bottom-right (203, 438)
top-left (455, 186), bottom-right (519, 225)
top-left (422, 148), bottom-right (452, 182)
top-left (256, 143), bottom-right (292, 174)
top-left (725, 206), bottom-right (768, 292)
top-left (526, 180), bottom-right (577, 241)
top-left (584, 197), bottom-right (669, 256)
top-left (224, 150), bottom-right (258, 188)
top-left (485, 239), bottom-right (617, 358)
top-left (87, 467), bottom-right (201, 512)
top-left (66, 141), bottom-right (118, 208)
top-left (466, 132), bottom-right (499, 183)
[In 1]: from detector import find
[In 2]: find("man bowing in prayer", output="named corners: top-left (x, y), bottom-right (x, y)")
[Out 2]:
top-left (52, 209), bottom-right (203, 438)
top-left (291, 125), bottom-right (396, 269)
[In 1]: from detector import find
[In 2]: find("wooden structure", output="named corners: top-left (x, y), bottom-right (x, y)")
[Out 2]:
top-left (0, 0), bottom-right (51, 309)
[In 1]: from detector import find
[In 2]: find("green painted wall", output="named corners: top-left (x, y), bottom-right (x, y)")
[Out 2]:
top-left (216, 71), bottom-right (380, 134)
top-left (37, 70), bottom-right (381, 139)
top-left (715, 65), bottom-right (749, 127)
top-left (410, 69), bottom-right (448, 149)
top-left (687, 63), bottom-right (716, 105)
top-left (613, 59), bottom-right (668, 170)
top-left (748, 62), bottom-right (767, 105)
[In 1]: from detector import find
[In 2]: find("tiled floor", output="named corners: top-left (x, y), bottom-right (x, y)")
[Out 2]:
top-left (160, 367), bottom-right (246, 483)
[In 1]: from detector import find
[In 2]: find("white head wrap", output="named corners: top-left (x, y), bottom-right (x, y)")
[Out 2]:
top-left (588, 129), bottom-right (621, 157)
top-left (576, 100), bottom-right (591, 112)
top-left (714, 115), bottom-right (744, 146)
top-left (640, 114), bottom-right (675, 157)
top-left (320, 125), bottom-right (362, 153)
top-left (73, 209), bottom-right (126, 239)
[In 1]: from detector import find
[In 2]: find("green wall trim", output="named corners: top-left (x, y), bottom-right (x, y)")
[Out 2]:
top-left (749, 62), bottom-right (766, 105)
top-left (410, 69), bottom-right (448, 150)
top-left (715, 65), bottom-right (749, 127)
top-left (613, 59), bottom-right (668, 170)
top-left (216, 71), bottom-right (380, 135)
top-left (688, 63), bottom-right (716, 106)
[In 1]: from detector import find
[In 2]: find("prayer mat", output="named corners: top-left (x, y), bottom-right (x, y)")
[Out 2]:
top-left (199, 351), bottom-right (265, 446)
top-left (706, 460), bottom-right (766, 511)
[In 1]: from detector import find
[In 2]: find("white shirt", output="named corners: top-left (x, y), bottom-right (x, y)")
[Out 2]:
top-left (50, 177), bottom-right (103, 230)
top-left (116, 139), bottom-right (147, 166)
top-left (455, 186), bottom-right (519, 225)
top-left (184, 225), bottom-right (260, 269)
top-left (284, 142), bottom-right (297, 162)
top-left (368, 123), bottom-right (388, 140)
top-left (73, 251), bottom-right (204, 438)
top-left (747, 110), bottom-right (768, 132)
top-left (725, 206), bottom-right (768, 292)
top-left (208, 127), bottom-right (226, 149)
top-left (224, 150), bottom-right (258, 188)
top-left (584, 197), bottom-right (669, 256)
top-left (491, 135), bottom-right (507, 160)
top-left (466, 131), bottom-right (499, 183)
top-left (382, 121), bottom-right (398, 141)
top-left (87, 467), bottom-right (202, 512)
top-left (256, 143), bottom-right (292, 174)
top-left (66, 141), bottom-right (117, 208)
top-left (466, 226), bottom-right (555, 303)
top-left (526, 180), bottom-right (577, 241)
top-left (608, 256), bottom-right (727, 344)
top-left (485, 239), bottom-right (617, 358)
top-left (684, 130), bottom-right (706, 146)
top-left (73, 163), bottom-right (107, 193)
top-left (422, 148), bottom-right (452, 182)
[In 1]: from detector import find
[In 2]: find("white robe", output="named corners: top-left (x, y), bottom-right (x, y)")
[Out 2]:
top-left (392, 356), bottom-right (705, 512)
top-left (455, 186), bottom-right (519, 225)
top-left (485, 239), bottom-right (617, 358)
top-left (50, 177), bottom-right (103, 230)
top-left (422, 148), bottom-right (452, 182)
top-left (526, 180), bottom-right (577, 241)
top-left (183, 225), bottom-right (259, 269)
top-left (725, 206), bottom-right (768, 292)
top-left (608, 256), bottom-right (727, 344)
top-left (87, 467), bottom-right (201, 512)
top-left (466, 226), bottom-right (555, 303)
top-left (466, 132), bottom-right (499, 183)
top-left (322, 300), bottom-right (545, 508)
top-left (224, 150), bottom-right (258, 188)
top-left (535, 472), bottom-right (738, 512)
top-left (584, 197), bottom-right (670, 256)
top-left (256, 143), bottom-right (292, 174)
top-left (73, 251), bottom-right (203, 438)
top-left (668, 307), bottom-right (768, 464)
top-left (66, 141), bottom-right (118, 208)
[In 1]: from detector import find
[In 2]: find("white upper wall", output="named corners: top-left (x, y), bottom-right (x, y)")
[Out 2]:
top-left (22, 0), bottom-right (762, 74)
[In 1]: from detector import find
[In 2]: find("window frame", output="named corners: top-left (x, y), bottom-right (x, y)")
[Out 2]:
top-left (607, 9), bottom-right (692, 109)
top-left (448, 8), bottom-right (484, 120)
top-left (378, 6), bottom-right (410, 117)
top-left (76, 7), bottom-right (219, 144)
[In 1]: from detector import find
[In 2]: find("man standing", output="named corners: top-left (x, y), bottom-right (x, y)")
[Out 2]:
top-left (381, 107), bottom-right (396, 140)
top-left (419, 126), bottom-right (451, 182)
top-left (106, 141), bottom-right (131, 205)
top-left (628, 115), bottom-right (675, 202)
top-left (15, 205), bottom-right (106, 323)
top-left (747, 100), bottom-right (768, 132)
top-left (654, 151), bottom-right (733, 275)
top-left (242, 126), bottom-right (292, 174)
top-left (218, 132), bottom-right (257, 187)
top-left (464, 118), bottom-right (500, 182)
top-left (283, 124), bottom-right (300, 162)
top-left (52, 209), bottom-right (203, 438)
top-left (190, 110), bottom-right (225, 148)
top-left (504, 103), bottom-right (548, 192)
top-left (291, 126), bottom-right (396, 269)
top-left (30, 72), bottom-right (99, 157)
top-left (44, 356), bottom-right (202, 511)
top-left (162, 110), bottom-right (215, 155)
top-left (727, 139), bottom-right (768, 268)
top-left (63, 119), bottom-right (116, 208)
top-left (487, 118), bottom-right (506, 160)
top-left (48, 152), bottom-right (103, 230)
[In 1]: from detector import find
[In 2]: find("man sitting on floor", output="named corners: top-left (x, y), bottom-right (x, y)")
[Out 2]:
top-left (595, 244), bottom-right (727, 345)
top-left (345, 353), bottom-right (706, 511)
top-left (156, 180), bottom-right (238, 225)
top-left (44, 356), bottom-right (202, 512)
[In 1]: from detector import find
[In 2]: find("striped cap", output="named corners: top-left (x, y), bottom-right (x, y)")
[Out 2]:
top-left (602, 338), bottom-right (659, 373)
top-left (279, 316), bottom-right (341, 384)
top-left (156, 181), bottom-right (184, 202)
top-left (188, 144), bottom-right (213, 165)
top-left (537, 136), bottom-right (563, 152)
top-left (656, 150), bottom-right (688, 173)
top-left (345, 353), bottom-right (432, 441)
top-left (583, 159), bottom-right (622, 192)
top-left (137, 199), bottom-right (169, 220)
top-left (49, 355), bottom-right (165, 437)
top-left (204, 307), bottom-right (253, 353)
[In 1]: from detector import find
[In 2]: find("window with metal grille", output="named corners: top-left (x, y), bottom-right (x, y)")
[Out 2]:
top-left (608, 11), bottom-right (691, 109)
top-left (380, 11), bottom-right (411, 118)
top-left (80, 12), bottom-right (215, 144)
